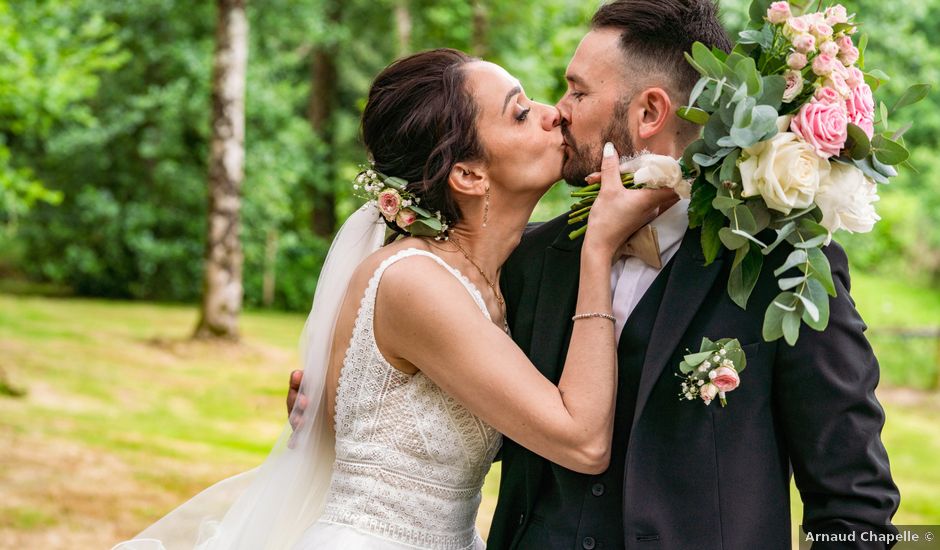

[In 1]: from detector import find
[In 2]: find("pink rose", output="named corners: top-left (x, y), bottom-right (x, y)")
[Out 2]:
top-left (836, 35), bottom-right (854, 53)
top-left (826, 5), bottom-right (849, 25)
top-left (845, 67), bottom-right (865, 89)
top-left (792, 33), bottom-right (816, 54)
top-left (700, 383), bottom-right (719, 405)
top-left (812, 54), bottom-right (838, 76)
top-left (710, 367), bottom-right (741, 393)
top-left (787, 52), bottom-right (808, 70)
top-left (824, 69), bottom-right (852, 97)
top-left (395, 208), bottom-right (417, 228)
top-left (766, 1), bottom-right (791, 24)
top-left (820, 40), bottom-right (839, 58)
top-left (378, 189), bottom-right (402, 220)
top-left (814, 86), bottom-right (843, 104)
top-left (786, 16), bottom-right (810, 35)
top-left (812, 23), bottom-right (834, 39)
top-left (791, 100), bottom-right (849, 158)
top-left (783, 70), bottom-right (804, 103)
top-left (839, 46), bottom-right (859, 67)
top-left (846, 83), bottom-right (875, 138)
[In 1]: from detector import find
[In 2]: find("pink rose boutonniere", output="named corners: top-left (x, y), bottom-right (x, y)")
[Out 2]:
top-left (678, 338), bottom-right (747, 407)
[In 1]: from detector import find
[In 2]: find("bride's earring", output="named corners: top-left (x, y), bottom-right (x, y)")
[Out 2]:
top-left (483, 185), bottom-right (490, 228)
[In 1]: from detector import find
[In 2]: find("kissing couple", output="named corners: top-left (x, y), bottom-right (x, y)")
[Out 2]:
top-left (115, 1), bottom-right (899, 549)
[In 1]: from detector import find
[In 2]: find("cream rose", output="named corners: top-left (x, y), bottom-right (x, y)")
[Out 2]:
top-left (739, 122), bottom-right (831, 214)
top-left (620, 153), bottom-right (689, 198)
top-left (395, 208), bottom-right (418, 228)
top-left (700, 383), bottom-right (719, 405)
top-left (815, 162), bottom-right (880, 234)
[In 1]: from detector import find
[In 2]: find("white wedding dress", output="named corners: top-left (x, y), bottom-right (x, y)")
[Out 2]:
top-left (293, 249), bottom-right (503, 550)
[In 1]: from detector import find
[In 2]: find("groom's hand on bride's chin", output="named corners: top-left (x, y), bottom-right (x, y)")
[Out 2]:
top-left (287, 370), bottom-right (306, 430)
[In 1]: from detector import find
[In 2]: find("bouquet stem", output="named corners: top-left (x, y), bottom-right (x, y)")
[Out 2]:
top-left (567, 173), bottom-right (637, 240)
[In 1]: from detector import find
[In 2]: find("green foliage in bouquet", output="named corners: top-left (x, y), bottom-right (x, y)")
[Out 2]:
top-left (678, 0), bottom-right (930, 345)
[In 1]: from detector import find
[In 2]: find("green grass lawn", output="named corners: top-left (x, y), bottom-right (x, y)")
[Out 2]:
top-left (0, 271), bottom-right (937, 549)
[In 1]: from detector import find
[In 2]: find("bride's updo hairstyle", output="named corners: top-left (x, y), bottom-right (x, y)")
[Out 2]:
top-left (361, 48), bottom-right (487, 237)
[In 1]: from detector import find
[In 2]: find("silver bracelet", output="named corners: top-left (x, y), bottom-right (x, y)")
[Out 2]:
top-left (571, 312), bottom-right (617, 323)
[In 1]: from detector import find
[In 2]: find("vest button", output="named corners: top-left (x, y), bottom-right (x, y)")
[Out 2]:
top-left (591, 483), bottom-right (605, 496)
top-left (582, 536), bottom-right (596, 549)
top-left (518, 512), bottom-right (525, 525)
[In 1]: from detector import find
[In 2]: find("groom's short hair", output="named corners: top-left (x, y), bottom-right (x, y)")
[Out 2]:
top-left (592, 0), bottom-right (732, 97)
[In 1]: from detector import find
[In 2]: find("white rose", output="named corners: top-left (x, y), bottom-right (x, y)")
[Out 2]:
top-left (739, 121), bottom-right (831, 214)
top-left (815, 161), bottom-right (880, 233)
top-left (619, 153), bottom-right (690, 198)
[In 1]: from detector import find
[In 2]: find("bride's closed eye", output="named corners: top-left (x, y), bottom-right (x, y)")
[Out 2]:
top-left (514, 104), bottom-right (531, 122)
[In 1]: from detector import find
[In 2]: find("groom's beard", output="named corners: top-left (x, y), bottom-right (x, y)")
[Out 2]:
top-left (561, 99), bottom-right (636, 188)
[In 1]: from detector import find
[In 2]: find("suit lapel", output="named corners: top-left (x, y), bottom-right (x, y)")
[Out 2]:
top-left (521, 229), bottom-right (581, 514)
top-left (527, 231), bottom-right (581, 382)
top-left (632, 228), bottom-right (726, 424)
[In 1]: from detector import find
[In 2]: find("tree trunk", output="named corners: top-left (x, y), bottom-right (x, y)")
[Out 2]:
top-left (394, 0), bottom-right (412, 56)
top-left (307, 0), bottom-right (341, 238)
top-left (194, 0), bottom-right (248, 341)
top-left (471, 0), bottom-right (488, 58)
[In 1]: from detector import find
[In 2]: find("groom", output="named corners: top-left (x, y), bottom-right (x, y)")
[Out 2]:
top-left (485, 1), bottom-right (899, 549)
top-left (287, 1), bottom-right (900, 547)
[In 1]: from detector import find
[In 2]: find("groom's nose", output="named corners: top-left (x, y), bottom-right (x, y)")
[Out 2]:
top-left (555, 96), bottom-right (572, 127)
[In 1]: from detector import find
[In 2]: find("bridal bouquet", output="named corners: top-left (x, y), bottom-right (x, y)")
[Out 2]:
top-left (570, 0), bottom-right (929, 346)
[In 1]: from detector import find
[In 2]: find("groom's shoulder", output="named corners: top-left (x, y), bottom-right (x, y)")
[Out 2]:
top-left (512, 213), bottom-right (569, 260)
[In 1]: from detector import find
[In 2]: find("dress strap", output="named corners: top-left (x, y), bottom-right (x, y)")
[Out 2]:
top-left (365, 248), bottom-right (492, 321)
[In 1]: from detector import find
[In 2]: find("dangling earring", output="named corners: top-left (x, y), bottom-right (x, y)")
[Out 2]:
top-left (483, 185), bottom-right (490, 228)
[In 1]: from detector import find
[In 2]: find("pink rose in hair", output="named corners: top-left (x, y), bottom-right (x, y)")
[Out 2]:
top-left (378, 189), bottom-right (402, 220)
top-left (792, 33), bottom-right (816, 54)
top-left (787, 52), bottom-right (808, 70)
top-left (395, 208), bottom-right (417, 228)
top-left (766, 2), bottom-right (791, 24)
top-left (846, 83), bottom-right (875, 138)
top-left (791, 99), bottom-right (849, 158)
top-left (710, 367), bottom-right (741, 393)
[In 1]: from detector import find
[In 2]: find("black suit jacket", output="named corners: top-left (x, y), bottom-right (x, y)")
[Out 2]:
top-left (488, 214), bottom-right (899, 549)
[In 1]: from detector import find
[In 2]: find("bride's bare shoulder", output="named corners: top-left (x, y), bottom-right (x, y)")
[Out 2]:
top-left (347, 237), bottom-right (441, 291)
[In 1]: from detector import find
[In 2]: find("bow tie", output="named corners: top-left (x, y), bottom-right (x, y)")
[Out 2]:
top-left (620, 224), bottom-right (662, 269)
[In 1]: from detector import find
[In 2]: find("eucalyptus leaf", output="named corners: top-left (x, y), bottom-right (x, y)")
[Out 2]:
top-left (728, 243), bottom-right (762, 309)
top-left (871, 134), bottom-right (909, 165)
top-left (732, 205), bottom-right (758, 233)
top-left (778, 276), bottom-right (806, 291)
top-left (688, 77), bottom-right (709, 109)
top-left (858, 34), bottom-right (868, 69)
top-left (806, 247), bottom-right (836, 296)
top-left (683, 350), bottom-right (715, 367)
top-left (762, 221), bottom-right (796, 255)
top-left (719, 227), bottom-right (748, 250)
top-left (712, 195), bottom-right (743, 212)
top-left (692, 42), bottom-right (725, 79)
top-left (774, 249), bottom-right (808, 277)
top-left (758, 75), bottom-right (786, 111)
top-left (795, 292), bottom-right (820, 323)
top-left (782, 308), bottom-right (802, 346)
top-left (762, 298), bottom-right (785, 341)
top-left (802, 278), bottom-right (831, 330)
top-left (678, 106), bottom-right (710, 125)
top-left (733, 56), bottom-right (762, 95)
top-left (845, 123), bottom-right (871, 161)
top-left (890, 83), bottom-right (931, 114)
top-left (384, 176), bottom-right (408, 190)
top-left (719, 149), bottom-right (741, 184)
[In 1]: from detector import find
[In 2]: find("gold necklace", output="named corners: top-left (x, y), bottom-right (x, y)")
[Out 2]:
top-left (450, 236), bottom-right (505, 308)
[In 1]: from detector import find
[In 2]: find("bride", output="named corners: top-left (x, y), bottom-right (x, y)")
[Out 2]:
top-left (114, 48), bottom-right (676, 550)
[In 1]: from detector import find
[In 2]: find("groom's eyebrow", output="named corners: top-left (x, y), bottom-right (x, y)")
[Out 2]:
top-left (566, 74), bottom-right (584, 86)
top-left (502, 86), bottom-right (522, 114)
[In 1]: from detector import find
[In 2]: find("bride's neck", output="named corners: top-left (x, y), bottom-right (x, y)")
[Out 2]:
top-left (444, 191), bottom-right (539, 278)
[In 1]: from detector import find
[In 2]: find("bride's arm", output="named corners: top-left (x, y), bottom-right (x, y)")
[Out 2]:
top-left (378, 148), bottom-right (674, 474)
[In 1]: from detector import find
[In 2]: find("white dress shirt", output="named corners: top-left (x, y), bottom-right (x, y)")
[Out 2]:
top-left (611, 199), bottom-right (690, 341)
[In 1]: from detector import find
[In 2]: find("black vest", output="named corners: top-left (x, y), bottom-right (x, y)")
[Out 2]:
top-left (516, 259), bottom-right (675, 550)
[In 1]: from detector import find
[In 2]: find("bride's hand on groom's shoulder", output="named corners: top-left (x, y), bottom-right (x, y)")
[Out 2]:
top-left (584, 142), bottom-right (677, 258)
top-left (287, 369), bottom-right (306, 429)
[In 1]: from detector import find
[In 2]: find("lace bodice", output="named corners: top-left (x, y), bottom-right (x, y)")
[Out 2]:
top-left (320, 249), bottom-right (503, 550)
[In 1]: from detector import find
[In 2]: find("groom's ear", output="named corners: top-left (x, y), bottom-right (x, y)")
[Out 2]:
top-left (448, 161), bottom-right (488, 198)
top-left (634, 87), bottom-right (674, 140)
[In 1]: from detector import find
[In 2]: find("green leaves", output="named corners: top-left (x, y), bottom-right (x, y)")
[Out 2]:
top-left (729, 243), bottom-right (763, 308)
top-left (871, 134), bottom-right (910, 165)
top-left (890, 84), bottom-right (931, 115)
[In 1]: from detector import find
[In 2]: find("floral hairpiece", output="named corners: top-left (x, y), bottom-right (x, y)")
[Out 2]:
top-left (354, 168), bottom-right (450, 240)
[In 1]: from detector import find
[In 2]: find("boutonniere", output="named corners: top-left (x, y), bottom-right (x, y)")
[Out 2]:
top-left (678, 338), bottom-right (747, 407)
